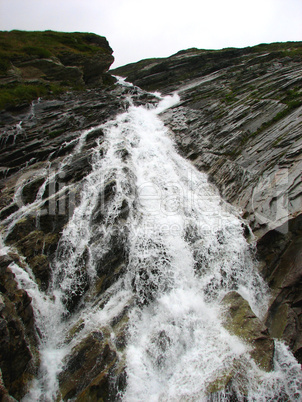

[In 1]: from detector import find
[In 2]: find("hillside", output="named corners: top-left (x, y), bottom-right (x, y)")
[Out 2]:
top-left (111, 41), bottom-right (302, 92)
top-left (0, 30), bottom-right (115, 110)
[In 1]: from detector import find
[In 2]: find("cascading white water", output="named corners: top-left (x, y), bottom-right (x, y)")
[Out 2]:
top-left (3, 82), bottom-right (301, 401)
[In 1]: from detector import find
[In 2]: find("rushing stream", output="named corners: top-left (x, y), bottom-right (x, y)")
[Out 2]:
top-left (2, 81), bottom-right (302, 400)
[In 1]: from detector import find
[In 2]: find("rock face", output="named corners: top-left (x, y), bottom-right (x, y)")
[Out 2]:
top-left (259, 215), bottom-right (302, 362)
top-left (0, 40), bottom-right (301, 398)
top-left (0, 255), bottom-right (38, 400)
top-left (113, 42), bottom-right (302, 238)
top-left (113, 42), bottom-right (302, 368)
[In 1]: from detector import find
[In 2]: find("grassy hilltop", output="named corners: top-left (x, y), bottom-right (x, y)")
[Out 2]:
top-left (0, 30), bottom-right (114, 110)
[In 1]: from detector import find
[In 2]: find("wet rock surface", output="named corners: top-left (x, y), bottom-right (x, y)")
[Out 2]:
top-left (259, 215), bottom-right (302, 363)
top-left (59, 331), bottom-right (122, 401)
top-left (222, 291), bottom-right (274, 372)
top-left (0, 255), bottom-right (38, 400)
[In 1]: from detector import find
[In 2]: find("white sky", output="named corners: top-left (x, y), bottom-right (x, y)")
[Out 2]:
top-left (0, 0), bottom-right (301, 68)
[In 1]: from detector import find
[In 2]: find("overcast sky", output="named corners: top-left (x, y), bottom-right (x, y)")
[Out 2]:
top-left (0, 0), bottom-right (301, 68)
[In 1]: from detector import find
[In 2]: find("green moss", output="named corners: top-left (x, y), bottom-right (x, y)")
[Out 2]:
top-left (222, 292), bottom-right (274, 372)
top-left (22, 46), bottom-right (52, 59)
top-left (0, 30), bottom-right (112, 110)
top-left (0, 82), bottom-right (75, 110)
top-left (0, 53), bottom-right (10, 74)
top-left (224, 91), bottom-right (237, 104)
top-left (48, 128), bottom-right (66, 138)
top-left (0, 84), bottom-right (48, 109)
top-left (0, 30), bottom-right (109, 60)
top-left (273, 135), bottom-right (284, 147)
top-left (207, 369), bottom-right (234, 394)
top-left (251, 99), bottom-right (302, 138)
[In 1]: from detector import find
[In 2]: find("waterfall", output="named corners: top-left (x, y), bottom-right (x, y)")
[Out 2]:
top-left (3, 84), bottom-right (301, 400)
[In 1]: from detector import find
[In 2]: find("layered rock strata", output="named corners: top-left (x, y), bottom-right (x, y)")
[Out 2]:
top-left (113, 42), bottom-right (302, 364)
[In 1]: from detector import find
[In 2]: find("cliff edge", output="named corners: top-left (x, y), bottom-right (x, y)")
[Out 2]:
top-left (0, 30), bottom-right (115, 110)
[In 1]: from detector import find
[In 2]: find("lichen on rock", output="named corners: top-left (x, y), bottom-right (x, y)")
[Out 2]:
top-left (222, 291), bottom-right (274, 372)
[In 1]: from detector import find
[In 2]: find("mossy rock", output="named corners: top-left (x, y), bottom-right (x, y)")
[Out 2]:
top-left (65, 319), bottom-right (85, 344)
top-left (29, 254), bottom-right (50, 289)
top-left (5, 216), bottom-right (37, 244)
top-left (14, 229), bottom-right (59, 257)
top-left (21, 177), bottom-right (45, 205)
top-left (12, 230), bottom-right (59, 289)
top-left (222, 291), bottom-right (274, 372)
top-left (59, 331), bottom-right (122, 401)
top-left (206, 368), bottom-right (234, 394)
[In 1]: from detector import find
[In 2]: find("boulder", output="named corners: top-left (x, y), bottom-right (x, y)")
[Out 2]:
top-left (59, 331), bottom-right (125, 401)
top-left (222, 291), bottom-right (274, 372)
top-left (18, 58), bottom-right (84, 86)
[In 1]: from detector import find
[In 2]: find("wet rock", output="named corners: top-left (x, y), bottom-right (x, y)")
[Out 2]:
top-left (222, 291), bottom-right (274, 372)
top-left (91, 180), bottom-right (117, 224)
top-left (59, 331), bottom-right (125, 401)
top-left (11, 230), bottom-right (59, 290)
top-left (131, 266), bottom-right (161, 306)
top-left (95, 234), bottom-right (127, 297)
top-left (61, 154), bottom-right (93, 183)
top-left (62, 271), bottom-right (90, 316)
top-left (0, 256), bottom-right (38, 400)
top-left (260, 215), bottom-right (302, 363)
top-left (21, 176), bottom-right (45, 205)
top-left (5, 216), bottom-right (38, 244)
top-left (52, 247), bottom-right (91, 316)
top-left (0, 369), bottom-right (18, 401)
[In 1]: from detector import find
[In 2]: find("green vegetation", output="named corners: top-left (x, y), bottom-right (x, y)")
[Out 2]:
top-left (250, 41), bottom-right (302, 56)
top-left (0, 30), bottom-right (112, 110)
top-left (0, 84), bottom-right (47, 109)
top-left (0, 83), bottom-right (67, 110)
top-left (253, 97), bottom-right (302, 138)
top-left (0, 30), bottom-right (107, 62)
top-left (48, 128), bottom-right (66, 138)
top-left (0, 54), bottom-right (10, 74)
top-left (224, 91), bottom-right (238, 104)
top-left (22, 46), bottom-right (52, 59)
